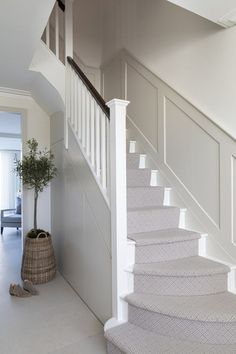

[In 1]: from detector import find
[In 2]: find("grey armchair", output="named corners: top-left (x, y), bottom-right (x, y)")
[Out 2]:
top-left (1, 206), bottom-right (21, 235)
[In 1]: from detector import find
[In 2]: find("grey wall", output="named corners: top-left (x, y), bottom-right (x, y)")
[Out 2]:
top-left (101, 0), bottom-right (236, 137)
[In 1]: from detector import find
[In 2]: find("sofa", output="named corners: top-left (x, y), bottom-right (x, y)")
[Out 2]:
top-left (1, 197), bottom-right (22, 234)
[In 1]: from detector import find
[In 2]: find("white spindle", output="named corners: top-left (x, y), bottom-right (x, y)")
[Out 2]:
top-left (107, 98), bottom-right (129, 321)
top-left (100, 111), bottom-right (107, 189)
top-left (75, 77), bottom-right (79, 135)
top-left (46, 22), bottom-right (50, 47)
top-left (82, 85), bottom-right (86, 148)
top-left (86, 92), bottom-right (90, 156)
top-left (78, 80), bottom-right (82, 141)
top-left (95, 106), bottom-right (101, 178)
top-left (106, 117), bottom-right (110, 200)
top-left (65, 63), bottom-right (70, 149)
top-left (55, 2), bottom-right (59, 58)
top-left (74, 76), bottom-right (78, 133)
top-left (65, 0), bottom-right (73, 61)
top-left (90, 99), bottom-right (95, 166)
top-left (71, 72), bottom-right (75, 126)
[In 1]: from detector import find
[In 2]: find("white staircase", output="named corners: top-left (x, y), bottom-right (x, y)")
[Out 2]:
top-left (105, 138), bottom-right (236, 353)
top-left (39, 4), bottom-right (236, 351)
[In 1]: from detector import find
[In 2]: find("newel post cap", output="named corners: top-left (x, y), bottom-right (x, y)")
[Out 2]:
top-left (106, 98), bottom-right (130, 109)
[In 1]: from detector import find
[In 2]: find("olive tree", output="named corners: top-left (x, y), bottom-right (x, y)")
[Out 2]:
top-left (15, 139), bottom-right (57, 235)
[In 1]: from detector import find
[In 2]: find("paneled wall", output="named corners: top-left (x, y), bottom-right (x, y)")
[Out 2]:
top-left (102, 50), bottom-right (236, 263)
top-left (51, 112), bottom-right (112, 323)
top-left (102, 0), bottom-right (236, 138)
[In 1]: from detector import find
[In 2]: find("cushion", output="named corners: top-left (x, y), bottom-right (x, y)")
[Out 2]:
top-left (16, 197), bottom-right (21, 214)
top-left (2, 214), bottom-right (21, 223)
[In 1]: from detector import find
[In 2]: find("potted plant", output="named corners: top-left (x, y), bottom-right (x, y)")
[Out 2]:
top-left (15, 138), bottom-right (57, 284)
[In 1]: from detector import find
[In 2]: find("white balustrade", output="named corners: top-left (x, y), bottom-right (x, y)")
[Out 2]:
top-left (67, 60), bottom-right (129, 320)
top-left (55, 2), bottom-right (59, 58)
top-left (67, 62), bottom-right (115, 201)
top-left (42, 0), bottom-right (65, 63)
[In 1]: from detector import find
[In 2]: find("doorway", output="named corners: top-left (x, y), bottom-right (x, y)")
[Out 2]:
top-left (0, 111), bottom-right (22, 274)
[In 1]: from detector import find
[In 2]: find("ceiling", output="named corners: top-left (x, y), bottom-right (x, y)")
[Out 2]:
top-left (167, 0), bottom-right (236, 27)
top-left (0, 0), bottom-right (55, 90)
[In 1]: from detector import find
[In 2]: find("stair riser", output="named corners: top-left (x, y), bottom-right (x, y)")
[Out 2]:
top-left (107, 342), bottom-right (124, 354)
top-left (127, 140), bottom-right (136, 153)
top-left (135, 239), bottom-right (199, 263)
top-left (134, 273), bottom-right (228, 296)
top-left (128, 208), bottom-right (180, 234)
top-left (127, 169), bottom-right (151, 187)
top-left (127, 169), bottom-right (159, 187)
top-left (127, 188), bottom-right (165, 208)
top-left (127, 154), bottom-right (146, 169)
top-left (128, 305), bottom-right (236, 344)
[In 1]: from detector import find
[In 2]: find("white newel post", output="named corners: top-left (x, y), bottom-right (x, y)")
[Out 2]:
top-left (107, 99), bottom-right (129, 322)
top-left (65, 0), bottom-right (74, 149)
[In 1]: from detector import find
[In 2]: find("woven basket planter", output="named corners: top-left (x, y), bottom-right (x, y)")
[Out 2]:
top-left (21, 232), bottom-right (56, 284)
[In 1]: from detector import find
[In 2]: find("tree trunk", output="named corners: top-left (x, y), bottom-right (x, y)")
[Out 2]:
top-left (34, 190), bottom-right (38, 232)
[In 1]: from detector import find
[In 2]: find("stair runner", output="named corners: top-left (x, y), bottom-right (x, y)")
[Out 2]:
top-left (105, 139), bottom-right (236, 353)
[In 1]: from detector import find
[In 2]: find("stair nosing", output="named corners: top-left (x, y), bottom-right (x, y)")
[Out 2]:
top-left (133, 256), bottom-right (230, 277)
top-left (128, 228), bottom-right (201, 245)
top-left (128, 205), bottom-right (180, 212)
top-left (105, 322), bottom-right (236, 353)
top-left (125, 292), bottom-right (236, 323)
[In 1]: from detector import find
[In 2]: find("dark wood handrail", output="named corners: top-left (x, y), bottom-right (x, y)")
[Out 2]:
top-left (57, 0), bottom-right (65, 12)
top-left (67, 56), bottom-right (110, 118)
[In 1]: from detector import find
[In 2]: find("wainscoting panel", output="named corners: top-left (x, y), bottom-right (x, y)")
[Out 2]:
top-left (232, 155), bottom-right (236, 245)
top-left (102, 56), bottom-right (122, 102)
top-left (165, 98), bottom-right (220, 226)
top-left (126, 63), bottom-right (158, 151)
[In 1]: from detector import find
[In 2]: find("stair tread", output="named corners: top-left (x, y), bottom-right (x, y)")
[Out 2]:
top-left (133, 256), bottom-right (230, 276)
top-left (127, 186), bottom-right (164, 190)
top-left (106, 322), bottom-right (236, 354)
top-left (128, 228), bottom-right (201, 245)
top-left (127, 152), bottom-right (146, 156)
top-left (127, 168), bottom-right (157, 172)
top-left (125, 292), bottom-right (236, 323)
top-left (128, 205), bottom-right (179, 212)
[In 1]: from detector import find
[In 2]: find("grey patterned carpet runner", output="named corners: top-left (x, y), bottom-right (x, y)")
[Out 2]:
top-left (105, 139), bottom-right (236, 353)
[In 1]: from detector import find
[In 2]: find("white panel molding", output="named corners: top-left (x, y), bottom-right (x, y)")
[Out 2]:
top-left (232, 155), bottom-right (236, 246)
top-left (102, 49), bottom-right (236, 263)
top-left (125, 61), bottom-right (158, 151)
top-left (0, 87), bottom-right (31, 98)
top-left (164, 96), bottom-right (221, 228)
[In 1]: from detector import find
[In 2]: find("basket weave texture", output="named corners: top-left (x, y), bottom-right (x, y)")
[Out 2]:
top-left (21, 233), bottom-right (56, 284)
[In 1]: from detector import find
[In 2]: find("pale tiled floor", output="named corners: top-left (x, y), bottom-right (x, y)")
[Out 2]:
top-left (0, 229), bottom-right (107, 354)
